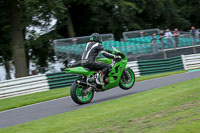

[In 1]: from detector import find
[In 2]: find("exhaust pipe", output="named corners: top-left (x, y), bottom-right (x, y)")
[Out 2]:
top-left (77, 80), bottom-right (87, 86)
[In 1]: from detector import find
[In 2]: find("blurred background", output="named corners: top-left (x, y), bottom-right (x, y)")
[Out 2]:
top-left (0, 0), bottom-right (200, 81)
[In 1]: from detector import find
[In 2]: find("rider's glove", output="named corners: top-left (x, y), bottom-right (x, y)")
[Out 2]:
top-left (114, 56), bottom-right (121, 60)
top-left (67, 64), bottom-right (72, 68)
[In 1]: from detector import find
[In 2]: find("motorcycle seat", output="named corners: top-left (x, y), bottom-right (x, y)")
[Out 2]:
top-left (84, 67), bottom-right (96, 72)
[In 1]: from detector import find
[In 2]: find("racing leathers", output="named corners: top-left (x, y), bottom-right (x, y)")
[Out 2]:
top-left (81, 42), bottom-right (115, 77)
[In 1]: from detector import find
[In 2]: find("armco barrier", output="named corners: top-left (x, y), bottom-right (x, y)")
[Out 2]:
top-left (0, 56), bottom-right (186, 98)
top-left (127, 61), bottom-right (140, 77)
top-left (181, 54), bottom-right (200, 70)
top-left (46, 72), bottom-right (79, 89)
top-left (0, 74), bottom-right (49, 99)
top-left (138, 56), bottom-right (184, 75)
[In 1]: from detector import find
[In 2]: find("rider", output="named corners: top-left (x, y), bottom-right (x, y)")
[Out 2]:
top-left (81, 33), bottom-right (121, 84)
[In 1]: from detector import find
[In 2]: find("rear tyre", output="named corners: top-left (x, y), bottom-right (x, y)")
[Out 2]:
top-left (70, 81), bottom-right (94, 105)
top-left (119, 68), bottom-right (135, 90)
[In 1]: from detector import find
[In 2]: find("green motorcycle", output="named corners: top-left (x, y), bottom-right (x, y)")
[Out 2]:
top-left (65, 47), bottom-right (135, 105)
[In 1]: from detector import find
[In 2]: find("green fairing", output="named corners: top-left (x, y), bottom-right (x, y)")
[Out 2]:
top-left (112, 46), bottom-right (121, 53)
top-left (66, 47), bottom-right (128, 90)
top-left (104, 56), bottom-right (127, 90)
top-left (66, 46), bottom-right (134, 104)
top-left (120, 68), bottom-right (135, 88)
top-left (65, 67), bottom-right (95, 76)
top-left (101, 47), bottom-right (128, 90)
top-left (96, 58), bottom-right (112, 64)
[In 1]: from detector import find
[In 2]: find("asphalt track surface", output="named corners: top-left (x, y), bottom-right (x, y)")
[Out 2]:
top-left (1, 71), bottom-right (200, 128)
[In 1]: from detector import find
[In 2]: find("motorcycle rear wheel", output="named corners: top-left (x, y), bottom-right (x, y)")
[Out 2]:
top-left (119, 68), bottom-right (135, 90)
top-left (70, 81), bottom-right (94, 105)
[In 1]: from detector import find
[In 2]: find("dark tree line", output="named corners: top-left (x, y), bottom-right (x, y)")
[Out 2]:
top-left (0, 0), bottom-right (199, 78)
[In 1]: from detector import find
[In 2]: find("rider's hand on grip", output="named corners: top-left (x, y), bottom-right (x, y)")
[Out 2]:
top-left (67, 64), bottom-right (72, 68)
top-left (114, 55), bottom-right (121, 61)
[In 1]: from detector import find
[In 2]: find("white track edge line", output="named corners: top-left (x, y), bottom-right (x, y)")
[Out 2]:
top-left (0, 96), bottom-right (70, 114)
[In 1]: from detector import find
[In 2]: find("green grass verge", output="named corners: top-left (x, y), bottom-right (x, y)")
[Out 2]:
top-left (1, 76), bottom-right (200, 133)
top-left (0, 70), bottom-right (187, 112)
top-left (136, 70), bottom-right (187, 82)
top-left (0, 87), bottom-right (69, 112)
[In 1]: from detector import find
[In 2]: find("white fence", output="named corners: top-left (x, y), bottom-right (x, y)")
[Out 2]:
top-left (127, 61), bottom-right (140, 77)
top-left (181, 54), bottom-right (200, 70)
top-left (0, 74), bottom-right (49, 99)
top-left (4, 55), bottom-right (200, 99)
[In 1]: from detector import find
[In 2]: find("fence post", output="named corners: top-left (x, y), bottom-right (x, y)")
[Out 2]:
top-left (193, 46), bottom-right (197, 54)
top-left (181, 55), bottom-right (186, 70)
top-left (163, 50), bottom-right (167, 59)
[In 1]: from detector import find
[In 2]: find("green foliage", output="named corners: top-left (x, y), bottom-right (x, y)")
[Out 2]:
top-left (0, 1), bottom-right (11, 60)
top-left (19, 0), bottom-right (66, 28)
top-left (55, 0), bottom-right (198, 40)
top-left (26, 31), bottom-right (62, 70)
top-left (175, 0), bottom-right (200, 29)
top-left (60, 0), bottom-right (143, 39)
top-left (0, 0), bottom-right (199, 73)
top-left (0, 0), bottom-right (66, 72)
top-left (0, 87), bottom-right (69, 112)
top-left (22, 0), bottom-right (66, 70)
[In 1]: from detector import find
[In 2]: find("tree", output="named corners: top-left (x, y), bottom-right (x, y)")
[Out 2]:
top-left (1, 0), bottom-right (200, 79)
top-left (26, 31), bottom-right (62, 73)
top-left (8, 0), bottom-right (66, 77)
top-left (0, 0), bottom-right (12, 79)
top-left (55, 0), bottom-right (144, 39)
top-left (175, 0), bottom-right (200, 30)
top-left (136, 0), bottom-right (190, 30)
top-left (10, 0), bottom-right (28, 77)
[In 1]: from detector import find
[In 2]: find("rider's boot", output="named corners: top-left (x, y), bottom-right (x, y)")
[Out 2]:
top-left (96, 71), bottom-right (104, 85)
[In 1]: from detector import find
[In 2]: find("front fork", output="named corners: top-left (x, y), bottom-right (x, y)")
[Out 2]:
top-left (123, 68), bottom-right (130, 81)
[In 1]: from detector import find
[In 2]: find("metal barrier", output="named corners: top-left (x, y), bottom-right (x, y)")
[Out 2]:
top-left (138, 56), bottom-right (184, 75)
top-left (155, 34), bottom-right (200, 50)
top-left (127, 61), bottom-right (140, 77)
top-left (1, 55), bottom-right (195, 99)
top-left (53, 30), bottom-right (200, 63)
top-left (122, 30), bottom-right (200, 57)
top-left (123, 28), bottom-right (160, 40)
top-left (181, 54), bottom-right (200, 70)
top-left (53, 33), bottom-right (115, 61)
top-left (0, 74), bottom-right (49, 99)
top-left (46, 72), bottom-right (79, 89)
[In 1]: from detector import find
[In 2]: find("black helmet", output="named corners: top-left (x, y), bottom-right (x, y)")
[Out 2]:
top-left (90, 33), bottom-right (102, 43)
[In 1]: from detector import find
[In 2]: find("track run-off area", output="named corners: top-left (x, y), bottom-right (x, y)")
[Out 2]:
top-left (0, 71), bottom-right (200, 129)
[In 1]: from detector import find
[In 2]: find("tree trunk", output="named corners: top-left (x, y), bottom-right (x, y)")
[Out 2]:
top-left (66, 9), bottom-right (75, 37)
top-left (26, 52), bottom-right (30, 74)
top-left (10, 0), bottom-right (28, 78)
top-left (4, 57), bottom-right (11, 80)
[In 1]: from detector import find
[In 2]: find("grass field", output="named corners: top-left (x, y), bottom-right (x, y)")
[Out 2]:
top-left (0, 87), bottom-right (69, 112)
top-left (1, 76), bottom-right (200, 133)
top-left (135, 70), bottom-right (187, 82)
top-left (0, 70), bottom-right (187, 112)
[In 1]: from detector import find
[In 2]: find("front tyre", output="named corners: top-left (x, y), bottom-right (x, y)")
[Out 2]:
top-left (70, 81), bottom-right (94, 105)
top-left (119, 68), bottom-right (135, 90)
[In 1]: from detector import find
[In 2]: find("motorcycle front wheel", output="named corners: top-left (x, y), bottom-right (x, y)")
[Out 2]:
top-left (70, 81), bottom-right (94, 105)
top-left (119, 68), bottom-right (135, 90)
